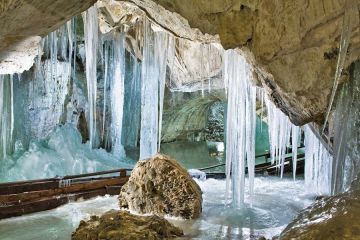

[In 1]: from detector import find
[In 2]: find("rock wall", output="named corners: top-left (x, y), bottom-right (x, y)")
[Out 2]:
top-left (122, 0), bottom-right (360, 126)
top-left (0, 0), bottom-right (97, 74)
top-left (162, 89), bottom-right (225, 142)
top-left (1, 0), bottom-right (359, 145)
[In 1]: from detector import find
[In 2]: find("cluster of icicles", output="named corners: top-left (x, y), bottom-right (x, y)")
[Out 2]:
top-left (0, 5), bottom-right (334, 209)
top-left (223, 51), bottom-right (332, 208)
top-left (80, 6), bottom-right (173, 160)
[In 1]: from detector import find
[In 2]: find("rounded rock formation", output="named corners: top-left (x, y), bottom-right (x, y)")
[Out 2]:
top-left (72, 210), bottom-right (183, 240)
top-left (119, 153), bottom-right (203, 219)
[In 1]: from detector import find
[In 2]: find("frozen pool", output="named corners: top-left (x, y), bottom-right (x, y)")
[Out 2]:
top-left (0, 176), bottom-right (313, 240)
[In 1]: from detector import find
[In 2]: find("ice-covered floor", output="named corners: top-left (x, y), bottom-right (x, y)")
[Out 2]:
top-left (0, 125), bottom-right (135, 182)
top-left (0, 176), bottom-right (313, 240)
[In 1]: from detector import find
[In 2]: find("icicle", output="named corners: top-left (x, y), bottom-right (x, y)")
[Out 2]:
top-left (72, 16), bottom-right (77, 80)
top-left (49, 31), bottom-right (58, 82)
top-left (201, 43), bottom-right (205, 97)
top-left (264, 95), bottom-right (293, 177)
top-left (139, 19), bottom-right (169, 160)
top-left (10, 75), bottom-right (14, 145)
top-left (291, 125), bottom-right (300, 180)
top-left (256, 88), bottom-right (265, 131)
top-left (0, 75), bottom-right (5, 159)
top-left (110, 31), bottom-right (126, 156)
top-left (207, 44), bottom-right (211, 93)
top-left (322, 0), bottom-right (358, 134)
top-left (102, 42), bottom-right (110, 143)
top-left (167, 36), bottom-right (176, 90)
top-left (332, 61), bottom-right (360, 194)
top-left (83, 6), bottom-right (99, 148)
top-left (0, 75), bottom-right (14, 159)
top-left (224, 50), bottom-right (256, 208)
top-left (66, 19), bottom-right (74, 77)
top-left (122, 53), bottom-right (142, 148)
top-left (157, 34), bottom-right (171, 151)
top-left (304, 125), bottom-right (332, 195)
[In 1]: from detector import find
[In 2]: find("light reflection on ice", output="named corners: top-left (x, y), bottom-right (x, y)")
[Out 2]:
top-left (168, 177), bottom-right (314, 239)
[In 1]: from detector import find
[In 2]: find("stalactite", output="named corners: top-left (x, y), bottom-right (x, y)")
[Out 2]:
top-left (304, 125), bottom-right (332, 195)
top-left (102, 40), bottom-right (110, 144)
top-left (224, 50), bottom-right (256, 208)
top-left (291, 125), bottom-right (300, 180)
top-left (139, 19), bottom-right (170, 160)
top-left (122, 52), bottom-right (142, 148)
top-left (322, 0), bottom-right (358, 134)
top-left (264, 96), bottom-right (292, 178)
top-left (110, 31), bottom-right (126, 156)
top-left (83, 5), bottom-right (99, 148)
top-left (0, 75), bottom-right (14, 159)
top-left (332, 61), bottom-right (360, 194)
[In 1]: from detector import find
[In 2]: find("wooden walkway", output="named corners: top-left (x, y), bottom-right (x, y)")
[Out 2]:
top-left (0, 169), bottom-right (131, 220)
top-left (0, 148), bottom-right (305, 219)
top-left (200, 151), bottom-right (305, 179)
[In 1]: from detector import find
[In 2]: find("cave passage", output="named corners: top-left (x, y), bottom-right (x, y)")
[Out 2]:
top-left (0, 1), bottom-right (359, 240)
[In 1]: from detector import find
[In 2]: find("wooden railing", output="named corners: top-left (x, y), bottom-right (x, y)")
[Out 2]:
top-left (0, 168), bottom-right (130, 219)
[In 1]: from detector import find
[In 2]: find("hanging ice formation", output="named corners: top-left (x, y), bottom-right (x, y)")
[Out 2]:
top-left (322, 0), bottom-right (358, 134)
top-left (122, 52), bottom-right (142, 148)
top-left (110, 32), bottom-right (126, 156)
top-left (224, 49), bottom-right (256, 208)
top-left (41, 16), bottom-right (75, 87)
top-left (331, 61), bottom-right (360, 194)
top-left (0, 75), bottom-right (14, 159)
top-left (139, 19), bottom-right (172, 160)
top-left (304, 125), bottom-right (332, 195)
top-left (26, 17), bottom-right (75, 140)
top-left (166, 38), bottom-right (223, 93)
top-left (291, 125), bottom-right (301, 180)
top-left (264, 96), bottom-right (293, 178)
top-left (83, 6), bottom-right (99, 148)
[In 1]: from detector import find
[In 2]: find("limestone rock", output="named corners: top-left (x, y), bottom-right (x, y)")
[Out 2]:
top-left (119, 153), bottom-right (202, 219)
top-left (279, 185), bottom-right (360, 240)
top-left (0, 0), bottom-right (97, 74)
top-left (98, 0), bottom-right (225, 93)
top-left (162, 91), bottom-right (224, 142)
top-left (72, 210), bottom-right (184, 240)
top-left (123, 0), bottom-right (360, 126)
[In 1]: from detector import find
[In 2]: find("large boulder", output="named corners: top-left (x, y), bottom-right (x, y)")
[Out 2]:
top-left (72, 210), bottom-right (183, 240)
top-left (119, 153), bottom-right (202, 219)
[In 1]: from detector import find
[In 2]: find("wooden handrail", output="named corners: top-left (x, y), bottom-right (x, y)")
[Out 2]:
top-left (199, 151), bottom-right (305, 171)
top-left (0, 168), bottom-right (132, 187)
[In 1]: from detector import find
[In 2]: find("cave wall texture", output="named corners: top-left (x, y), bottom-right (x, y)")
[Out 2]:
top-left (0, 0), bottom-right (97, 74)
top-left (0, 0), bottom-right (359, 129)
top-left (123, 0), bottom-right (360, 127)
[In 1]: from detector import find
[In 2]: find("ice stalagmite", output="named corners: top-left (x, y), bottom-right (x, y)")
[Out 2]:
top-left (224, 50), bottom-right (256, 208)
top-left (139, 19), bottom-right (170, 160)
top-left (304, 125), bottom-right (332, 195)
top-left (83, 6), bottom-right (99, 148)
